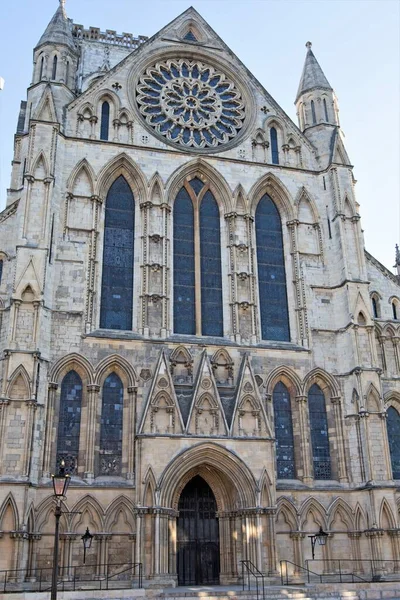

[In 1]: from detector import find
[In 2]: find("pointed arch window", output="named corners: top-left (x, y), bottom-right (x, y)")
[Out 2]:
top-left (100, 175), bottom-right (134, 330)
top-left (173, 178), bottom-right (223, 336)
top-left (392, 302), bottom-right (398, 320)
top-left (387, 406), bottom-right (400, 479)
top-left (39, 56), bottom-right (44, 80)
top-left (100, 101), bottom-right (110, 141)
top-left (56, 370), bottom-right (82, 475)
top-left (52, 55), bottom-right (58, 80)
top-left (323, 98), bottom-right (329, 121)
top-left (255, 194), bottom-right (290, 341)
top-left (99, 373), bottom-right (123, 476)
top-left (0, 259), bottom-right (3, 285)
top-left (270, 127), bottom-right (279, 164)
top-left (273, 382), bottom-right (295, 478)
top-left (65, 61), bottom-right (70, 86)
top-left (311, 100), bottom-right (316, 124)
top-left (371, 296), bottom-right (379, 318)
top-left (308, 384), bottom-right (331, 480)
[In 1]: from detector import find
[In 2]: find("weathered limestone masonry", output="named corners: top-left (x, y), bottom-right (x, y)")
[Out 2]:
top-left (0, 0), bottom-right (400, 588)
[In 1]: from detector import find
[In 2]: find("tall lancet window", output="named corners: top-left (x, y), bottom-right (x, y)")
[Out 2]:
top-left (173, 177), bottom-right (223, 336)
top-left (270, 127), bottom-right (279, 164)
top-left (311, 100), bottom-right (317, 124)
top-left (56, 370), bottom-right (82, 475)
top-left (273, 382), bottom-right (295, 478)
top-left (0, 259), bottom-right (3, 285)
top-left (52, 55), bottom-right (58, 80)
top-left (308, 384), bottom-right (331, 480)
top-left (99, 373), bottom-right (123, 476)
top-left (387, 406), bottom-right (400, 479)
top-left (100, 101), bottom-right (110, 141)
top-left (255, 194), bottom-right (289, 341)
top-left (39, 56), bottom-right (44, 80)
top-left (100, 176), bottom-right (134, 330)
top-left (323, 98), bottom-right (329, 121)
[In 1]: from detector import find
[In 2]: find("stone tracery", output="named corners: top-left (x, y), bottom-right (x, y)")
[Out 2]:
top-left (136, 59), bottom-right (245, 149)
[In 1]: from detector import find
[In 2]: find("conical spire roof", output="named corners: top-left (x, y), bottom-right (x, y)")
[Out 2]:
top-left (36, 0), bottom-right (76, 52)
top-left (296, 42), bottom-right (332, 102)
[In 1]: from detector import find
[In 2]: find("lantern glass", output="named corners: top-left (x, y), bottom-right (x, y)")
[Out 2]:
top-left (51, 461), bottom-right (71, 498)
top-left (81, 527), bottom-right (93, 550)
top-left (317, 527), bottom-right (328, 546)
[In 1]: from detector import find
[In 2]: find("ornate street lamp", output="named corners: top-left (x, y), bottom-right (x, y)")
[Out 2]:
top-left (50, 460), bottom-right (71, 600)
top-left (81, 527), bottom-right (93, 564)
top-left (308, 526), bottom-right (328, 560)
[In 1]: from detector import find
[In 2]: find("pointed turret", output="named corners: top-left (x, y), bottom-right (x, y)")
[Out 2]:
top-left (31, 0), bottom-right (78, 91)
top-left (295, 42), bottom-right (339, 132)
top-left (36, 0), bottom-right (75, 52)
top-left (395, 244), bottom-right (400, 280)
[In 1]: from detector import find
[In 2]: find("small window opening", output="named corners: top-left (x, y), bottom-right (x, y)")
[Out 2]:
top-left (270, 127), bottom-right (279, 165)
top-left (100, 101), bottom-right (110, 141)
top-left (323, 176), bottom-right (326, 190)
top-left (311, 100), bottom-right (316, 124)
top-left (372, 297), bottom-right (379, 319)
top-left (39, 56), bottom-right (44, 80)
top-left (49, 214), bottom-right (55, 263)
top-left (0, 259), bottom-right (3, 286)
top-left (66, 61), bottom-right (70, 86)
top-left (52, 55), bottom-right (58, 80)
top-left (323, 98), bottom-right (329, 121)
top-left (393, 302), bottom-right (398, 320)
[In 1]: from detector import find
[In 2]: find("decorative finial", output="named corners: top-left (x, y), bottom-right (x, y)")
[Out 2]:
top-left (306, 41), bottom-right (312, 50)
top-left (395, 244), bottom-right (400, 264)
top-left (60, 0), bottom-right (66, 8)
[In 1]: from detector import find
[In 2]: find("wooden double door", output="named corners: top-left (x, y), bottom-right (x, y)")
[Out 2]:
top-left (177, 475), bottom-right (220, 585)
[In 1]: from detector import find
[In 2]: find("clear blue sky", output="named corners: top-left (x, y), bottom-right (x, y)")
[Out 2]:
top-left (0, 0), bottom-right (399, 270)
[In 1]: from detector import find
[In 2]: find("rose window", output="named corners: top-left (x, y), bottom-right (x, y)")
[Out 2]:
top-left (136, 59), bottom-right (246, 149)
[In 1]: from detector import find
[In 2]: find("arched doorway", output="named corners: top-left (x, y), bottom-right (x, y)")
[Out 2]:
top-left (177, 475), bottom-right (220, 585)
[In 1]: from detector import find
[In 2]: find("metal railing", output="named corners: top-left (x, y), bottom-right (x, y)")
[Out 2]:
top-left (241, 560), bottom-right (265, 600)
top-left (0, 562), bottom-right (142, 594)
top-left (280, 559), bottom-right (376, 585)
top-left (306, 559), bottom-right (400, 583)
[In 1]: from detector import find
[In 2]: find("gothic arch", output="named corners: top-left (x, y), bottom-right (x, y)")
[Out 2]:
top-left (384, 390), bottom-right (400, 409)
top-left (276, 497), bottom-right (299, 530)
top-left (233, 184), bottom-right (248, 213)
top-left (170, 345), bottom-right (193, 365)
top-left (31, 151), bottom-right (50, 179)
top-left (379, 498), bottom-right (397, 529)
top-left (152, 391), bottom-right (174, 408)
top-left (94, 354), bottom-right (137, 388)
top-left (105, 496), bottom-right (135, 531)
top-left (148, 173), bottom-right (165, 204)
top-left (264, 365), bottom-right (302, 396)
top-left (383, 324), bottom-right (396, 338)
top-left (365, 383), bottom-right (382, 412)
top-left (6, 364), bottom-right (31, 399)
top-left (67, 159), bottom-right (96, 195)
top-left (49, 353), bottom-right (94, 385)
top-left (96, 153), bottom-right (147, 201)
top-left (36, 496), bottom-right (68, 533)
top-left (327, 498), bottom-right (354, 530)
top-left (142, 466), bottom-right (157, 506)
top-left (158, 442), bottom-right (257, 510)
top-left (300, 497), bottom-right (327, 530)
top-left (70, 495), bottom-right (104, 531)
top-left (294, 187), bottom-right (320, 222)
top-left (0, 493), bottom-right (19, 530)
top-left (258, 468), bottom-right (273, 506)
top-left (94, 88), bottom-right (120, 111)
top-left (343, 194), bottom-right (357, 217)
top-left (25, 502), bottom-right (36, 532)
top-left (248, 172), bottom-right (294, 222)
top-left (165, 158), bottom-right (233, 213)
top-left (302, 368), bottom-right (340, 397)
top-left (176, 18), bottom-right (208, 43)
top-left (354, 503), bottom-right (368, 531)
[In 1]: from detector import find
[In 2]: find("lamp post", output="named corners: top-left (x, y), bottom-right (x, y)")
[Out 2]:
top-left (308, 526), bottom-right (328, 560)
top-left (51, 460), bottom-right (71, 600)
top-left (81, 527), bottom-right (93, 564)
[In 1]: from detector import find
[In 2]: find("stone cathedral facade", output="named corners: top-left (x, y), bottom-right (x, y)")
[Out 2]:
top-left (0, 0), bottom-right (400, 587)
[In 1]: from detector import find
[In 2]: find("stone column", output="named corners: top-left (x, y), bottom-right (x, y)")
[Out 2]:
top-left (296, 395), bottom-right (312, 483)
top-left (151, 508), bottom-right (177, 585)
top-left (290, 532), bottom-right (305, 577)
top-left (348, 532), bottom-right (362, 573)
top-left (331, 396), bottom-right (348, 482)
top-left (22, 400), bottom-right (37, 477)
top-left (22, 175), bottom-right (35, 238)
top-left (393, 338), bottom-right (400, 373)
top-left (388, 530), bottom-right (400, 572)
top-left (219, 512), bottom-right (233, 583)
top-left (266, 508), bottom-right (278, 575)
top-left (43, 382), bottom-right (58, 477)
top-left (0, 399), bottom-right (10, 473)
top-left (127, 386), bottom-right (137, 481)
top-left (379, 336), bottom-right (387, 373)
top-left (84, 384), bottom-right (100, 480)
top-left (89, 116), bottom-right (98, 139)
top-left (365, 529), bottom-right (385, 575)
top-left (10, 299), bottom-right (21, 345)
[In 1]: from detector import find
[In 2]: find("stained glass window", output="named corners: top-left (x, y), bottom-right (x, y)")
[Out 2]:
top-left (270, 127), bottom-right (279, 164)
top-left (273, 382), bottom-right (295, 478)
top-left (100, 101), bottom-right (110, 141)
top-left (311, 100), bottom-right (316, 124)
top-left (52, 55), bottom-right (57, 80)
top-left (99, 373), bottom-right (123, 476)
top-left (0, 259), bottom-right (3, 286)
top-left (56, 370), bottom-right (82, 475)
top-left (100, 176), bottom-right (134, 330)
top-left (387, 406), bottom-right (400, 479)
top-left (200, 191), bottom-right (223, 336)
top-left (174, 187), bottom-right (195, 334)
top-left (256, 195), bottom-right (289, 341)
top-left (308, 384), bottom-right (331, 480)
top-left (323, 98), bottom-right (329, 121)
top-left (173, 182), bottom-right (223, 337)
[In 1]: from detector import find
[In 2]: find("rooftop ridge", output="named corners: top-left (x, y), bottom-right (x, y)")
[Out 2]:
top-left (72, 22), bottom-right (148, 49)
